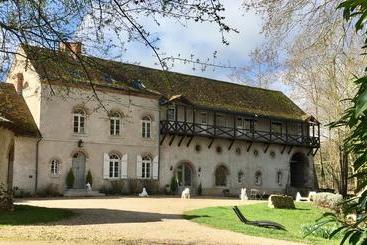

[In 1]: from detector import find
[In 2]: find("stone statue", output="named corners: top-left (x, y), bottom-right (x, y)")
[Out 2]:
top-left (181, 188), bottom-right (190, 199)
top-left (240, 188), bottom-right (248, 201)
top-left (86, 182), bottom-right (92, 192)
top-left (139, 187), bottom-right (149, 197)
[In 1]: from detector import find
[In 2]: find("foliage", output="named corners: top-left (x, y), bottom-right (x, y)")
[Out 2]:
top-left (36, 184), bottom-right (62, 197)
top-left (301, 223), bottom-right (343, 240)
top-left (0, 205), bottom-right (74, 225)
top-left (313, 193), bottom-right (343, 211)
top-left (197, 182), bottom-right (202, 196)
top-left (128, 178), bottom-right (142, 195)
top-left (170, 176), bottom-right (178, 194)
top-left (66, 168), bottom-right (75, 189)
top-left (184, 202), bottom-right (339, 244)
top-left (0, 184), bottom-right (13, 211)
top-left (109, 180), bottom-right (125, 195)
top-left (86, 170), bottom-right (93, 186)
top-left (307, 1), bottom-right (367, 244)
top-left (268, 195), bottom-right (295, 209)
top-left (142, 179), bottom-right (159, 195)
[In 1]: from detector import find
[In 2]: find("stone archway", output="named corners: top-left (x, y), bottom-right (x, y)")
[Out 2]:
top-left (72, 152), bottom-right (86, 189)
top-left (290, 152), bottom-right (309, 188)
top-left (175, 161), bottom-right (196, 194)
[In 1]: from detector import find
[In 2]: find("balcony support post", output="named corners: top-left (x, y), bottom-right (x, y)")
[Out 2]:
top-left (263, 143), bottom-right (270, 153)
top-left (208, 138), bottom-right (215, 149)
top-left (247, 141), bottom-right (253, 152)
top-left (281, 145), bottom-right (287, 154)
top-left (228, 139), bottom-right (235, 150)
top-left (169, 135), bottom-right (176, 146)
top-left (186, 136), bottom-right (194, 147)
top-left (287, 145), bottom-right (293, 154)
top-left (312, 147), bottom-right (319, 156)
top-left (178, 135), bottom-right (185, 147)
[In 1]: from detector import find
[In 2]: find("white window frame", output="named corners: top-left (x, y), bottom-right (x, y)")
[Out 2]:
top-left (73, 109), bottom-right (85, 134)
top-left (50, 159), bottom-right (60, 176)
top-left (142, 116), bottom-right (152, 138)
top-left (109, 154), bottom-right (120, 179)
top-left (141, 156), bottom-right (152, 179)
top-left (110, 112), bottom-right (121, 136)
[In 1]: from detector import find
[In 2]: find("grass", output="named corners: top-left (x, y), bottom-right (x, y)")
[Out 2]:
top-left (184, 202), bottom-right (340, 244)
top-left (0, 205), bottom-right (74, 225)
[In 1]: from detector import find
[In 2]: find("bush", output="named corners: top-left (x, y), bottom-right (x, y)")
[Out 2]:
top-left (86, 170), bottom-right (93, 186)
top-left (13, 187), bottom-right (32, 198)
top-left (197, 183), bottom-right (202, 196)
top-left (128, 178), bottom-right (142, 194)
top-left (313, 192), bottom-right (343, 211)
top-left (110, 180), bottom-right (124, 195)
top-left (268, 194), bottom-right (295, 209)
top-left (301, 223), bottom-right (343, 239)
top-left (170, 176), bottom-right (178, 194)
top-left (66, 168), bottom-right (75, 189)
top-left (142, 179), bottom-right (159, 194)
top-left (0, 184), bottom-right (13, 211)
top-left (37, 184), bottom-right (62, 197)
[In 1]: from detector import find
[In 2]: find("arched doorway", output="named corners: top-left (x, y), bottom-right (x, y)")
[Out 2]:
top-left (7, 141), bottom-right (14, 191)
top-left (72, 152), bottom-right (86, 189)
top-left (290, 152), bottom-right (309, 188)
top-left (176, 162), bottom-right (193, 187)
top-left (215, 165), bottom-right (229, 186)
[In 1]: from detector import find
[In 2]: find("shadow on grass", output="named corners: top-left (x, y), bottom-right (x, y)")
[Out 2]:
top-left (182, 214), bottom-right (210, 220)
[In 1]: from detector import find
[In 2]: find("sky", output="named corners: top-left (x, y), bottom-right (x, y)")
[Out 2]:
top-left (84, 1), bottom-right (265, 84)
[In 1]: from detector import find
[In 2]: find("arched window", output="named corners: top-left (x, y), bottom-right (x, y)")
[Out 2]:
top-left (255, 171), bottom-right (262, 186)
top-left (215, 165), bottom-right (229, 186)
top-left (277, 170), bottom-right (282, 185)
top-left (110, 112), bottom-right (121, 136)
top-left (142, 116), bottom-right (151, 138)
top-left (109, 154), bottom-right (120, 178)
top-left (73, 108), bottom-right (85, 133)
top-left (50, 159), bottom-right (60, 176)
top-left (142, 156), bottom-right (152, 179)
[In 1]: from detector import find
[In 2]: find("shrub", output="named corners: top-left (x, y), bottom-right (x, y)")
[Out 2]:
top-left (142, 179), bottom-right (159, 194)
top-left (0, 184), bottom-right (14, 211)
top-left (37, 184), bottom-right (62, 197)
top-left (86, 170), bottom-right (93, 186)
top-left (313, 192), bottom-right (343, 211)
top-left (128, 178), bottom-right (141, 194)
top-left (197, 183), bottom-right (202, 196)
top-left (110, 180), bottom-right (124, 195)
top-left (301, 223), bottom-right (343, 239)
top-left (13, 187), bottom-right (32, 198)
top-left (170, 176), bottom-right (178, 194)
top-left (268, 194), bottom-right (295, 209)
top-left (66, 168), bottom-right (75, 189)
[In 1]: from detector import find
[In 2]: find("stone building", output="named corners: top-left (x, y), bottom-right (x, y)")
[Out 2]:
top-left (4, 43), bottom-right (320, 195)
top-left (0, 83), bottom-right (40, 191)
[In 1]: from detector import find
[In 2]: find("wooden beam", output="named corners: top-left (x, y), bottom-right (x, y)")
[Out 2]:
top-left (186, 136), bottom-right (194, 147)
top-left (208, 138), bottom-right (215, 149)
top-left (287, 145), bottom-right (293, 154)
top-left (280, 145), bottom-right (287, 154)
top-left (312, 148), bottom-right (319, 156)
top-left (169, 135), bottom-right (176, 146)
top-left (178, 135), bottom-right (185, 147)
top-left (160, 133), bottom-right (167, 145)
top-left (263, 143), bottom-right (270, 153)
top-left (228, 140), bottom-right (235, 150)
top-left (307, 147), bottom-right (313, 156)
top-left (247, 142), bottom-right (253, 152)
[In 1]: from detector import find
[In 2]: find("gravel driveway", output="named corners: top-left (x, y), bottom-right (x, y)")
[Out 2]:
top-left (0, 197), bottom-right (300, 245)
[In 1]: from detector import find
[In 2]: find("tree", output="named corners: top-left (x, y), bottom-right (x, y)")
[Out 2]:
top-left (243, 0), bottom-right (366, 194)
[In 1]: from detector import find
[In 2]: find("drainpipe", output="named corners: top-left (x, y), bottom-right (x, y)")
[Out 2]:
top-left (35, 137), bottom-right (42, 193)
top-left (158, 104), bottom-right (161, 182)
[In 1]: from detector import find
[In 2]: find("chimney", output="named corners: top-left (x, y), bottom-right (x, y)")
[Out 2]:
top-left (59, 42), bottom-right (82, 57)
top-left (15, 73), bottom-right (24, 95)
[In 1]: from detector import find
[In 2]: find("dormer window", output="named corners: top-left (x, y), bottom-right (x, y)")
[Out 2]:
top-left (110, 112), bottom-right (121, 136)
top-left (73, 108), bottom-right (85, 133)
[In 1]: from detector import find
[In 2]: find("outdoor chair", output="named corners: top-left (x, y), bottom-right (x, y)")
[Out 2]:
top-left (232, 206), bottom-right (286, 230)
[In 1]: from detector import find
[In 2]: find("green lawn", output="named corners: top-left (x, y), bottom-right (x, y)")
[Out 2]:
top-left (0, 205), bottom-right (74, 225)
top-left (184, 202), bottom-right (341, 244)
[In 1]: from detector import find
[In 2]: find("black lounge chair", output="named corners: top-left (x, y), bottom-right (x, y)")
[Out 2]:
top-left (232, 206), bottom-right (286, 230)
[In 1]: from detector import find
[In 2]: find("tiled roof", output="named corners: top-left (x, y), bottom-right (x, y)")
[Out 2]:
top-left (22, 45), bottom-right (308, 121)
top-left (0, 83), bottom-right (40, 137)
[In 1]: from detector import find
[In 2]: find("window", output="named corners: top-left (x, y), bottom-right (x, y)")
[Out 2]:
top-left (110, 112), bottom-right (121, 136)
top-left (142, 156), bottom-right (152, 179)
top-left (142, 116), bottom-right (151, 138)
top-left (271, 122), bottom-right (282, 135)
top-left (238, 171), bottom-right (244, 184)
top-left (277, 170), bottom-right (282, 185)
top-left (236, 117), bottom-right (252, 134)
top-left (167, 107), bottom-right (176, 121)
top-left (255, 171), bottom-right (262, 186)
top-left (73, 108), bottom-right (85, 133)
top-left (200, 112), bottom-right (207, 125)
top-left (216, 114), bottom-right (226, 127)
top-left (50, 159), bottom-right (60, 176)
top-left (215, 165), bottom-right (229, 186)
top-left (109, 154), bottom-right (120, 178)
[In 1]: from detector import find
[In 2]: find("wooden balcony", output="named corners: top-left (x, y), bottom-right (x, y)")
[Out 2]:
top-left (160, 120), bottom-right (320, 148)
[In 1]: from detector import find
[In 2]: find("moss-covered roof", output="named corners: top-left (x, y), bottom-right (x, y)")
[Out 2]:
top-left (0, 83), bottom-right (40, 137)
top-left (22, 45), bottom-right (308, 121)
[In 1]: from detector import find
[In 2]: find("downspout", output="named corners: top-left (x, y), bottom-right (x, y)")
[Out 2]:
top-left (35, 137), bottom-right (42, 193)
top-left (158, 103), bottom-right (161, 182)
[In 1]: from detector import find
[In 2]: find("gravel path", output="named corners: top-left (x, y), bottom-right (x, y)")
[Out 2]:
top-left (0, 197), bottom-right (301, 245)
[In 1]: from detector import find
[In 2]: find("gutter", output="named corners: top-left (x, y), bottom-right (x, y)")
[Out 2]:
top-left (35, 137), bottom-right (42, 193)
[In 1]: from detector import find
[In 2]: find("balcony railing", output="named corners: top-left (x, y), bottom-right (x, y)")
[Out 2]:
top-left (160, 120), bottom-right (320, 148)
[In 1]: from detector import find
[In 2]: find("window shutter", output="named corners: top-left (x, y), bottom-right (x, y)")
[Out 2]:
top-left (103, 153), bottom-right (110, 179)
top-left (136, 155), bottom-right (142, 179)
top-left (153, 156), bottom-right (159, 180)
top-left (121, 154), bottom-right (128, 179)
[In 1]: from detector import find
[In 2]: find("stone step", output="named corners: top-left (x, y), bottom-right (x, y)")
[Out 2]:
top-left (64, 189), bottom-right (105, 197)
